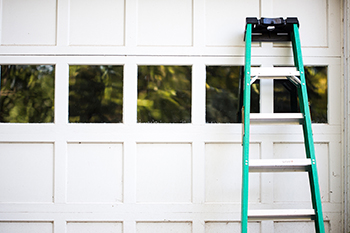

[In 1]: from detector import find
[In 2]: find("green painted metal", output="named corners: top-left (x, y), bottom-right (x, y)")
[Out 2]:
top-left (291, 24), bottom-right (325, 233)
top-left (241, 20), bottom-right (325, 233)
top-left (241, 23), bottom-right (252, 233)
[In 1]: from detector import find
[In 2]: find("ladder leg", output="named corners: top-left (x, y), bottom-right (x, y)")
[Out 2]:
top-left (241, 23), bottom-right (252, 233)
top-left (291, 24), bottom-right (325, 233)
top-left (241, 18), bottom-right (325, 233)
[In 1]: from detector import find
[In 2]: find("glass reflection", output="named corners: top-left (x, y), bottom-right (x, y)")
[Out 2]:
top-left (206, 66), bottom-right (259, 123)
top-left (274, 66), bottom-right (327, 123)
top-left (69, 65), bottom-right (123, 123)
top-left (0, 65), bottom-right (55, 123)
top-left (137, 66), bottom-right (191, 123)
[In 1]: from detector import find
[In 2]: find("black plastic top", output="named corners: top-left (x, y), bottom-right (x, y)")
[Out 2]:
top-left (244, 17), bottom-right (299, 42)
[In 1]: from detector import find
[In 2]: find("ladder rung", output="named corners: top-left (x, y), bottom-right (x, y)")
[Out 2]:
top-left (249, 159), bottom-right (311, 172)
top-left (248, 209), bottom-right (315, 220)
top-left (250, 113), bottom-right (303, 124)
top-left (250, 67), bottom-right (300, 79)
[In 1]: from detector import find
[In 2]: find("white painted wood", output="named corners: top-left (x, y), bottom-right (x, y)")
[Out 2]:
top-left (0, 0), bottom-right (344, 232)
top-left (1, 0), bottom-right (56, 45)
top-left (205, 221), bottom-right (260, 232)
top-left (205, 0), bottom-right (260, 46)
top-left (0, 222), bottom-right (53, 233)
top-left (272, 0), bottom-right (328, 48)
top-left (249, 159), bottom-right (311, 172)
top-left (136, 222), bottom-right (192, 233)
top-left (67, 143), bottom-right (123, 203)
top-left (136, 143), bottom-right (192, 203)
top-left (56, 0), bottom-right (69, 47)
top-left (192, 141), bottom-right (205, 204)
top-left (274, 221), bottom-right (330, 233)
top-left (137, 0), bottom-right (193, 46)
top-left (192, 63), bottom-right (206, 124)
top-left (67, 222), bottom-right (123, 233)
top-left (0, 0), bottom-right (340, 56)
top-left (123, 62), bottom-right (138, 124)
top-left (344, 0), bottom-right (350, 231)
top-left (0, 143), bottom-right (54, 203)
top-left (205, 143), bottom-right (260, 203)
top-left (273, 143), bottom-right (330, 203)
top-left (69, 0), bottom-right (125, 46)
top-left (259, 64), bottom-right (274, 114)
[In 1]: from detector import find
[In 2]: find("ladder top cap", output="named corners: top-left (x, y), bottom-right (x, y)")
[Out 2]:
top-left (246, 17), bottom-right (299, 27)
top-left (245, 17), bottom-right (299, 42)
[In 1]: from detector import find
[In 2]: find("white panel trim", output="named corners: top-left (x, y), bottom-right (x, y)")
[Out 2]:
top-left (192, 63), bottom-right (205, 124)
top-left (57, 0), bottom-right (69, 47)
top-left (343, 0), bottom-right (350, 231)
top-left (0, 0), bottom-right (3, 45)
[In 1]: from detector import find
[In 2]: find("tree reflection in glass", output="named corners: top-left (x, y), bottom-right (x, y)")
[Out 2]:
top-left (274, 66), bottom-right (327, 123)
top-left (206, 66), bottom-right (259, 123)
top-left (137, 66), bottom-right (191, 123)
top-left (0, 65), bottom-right (55, 123)
top-left (69, 65), bottom-right (123, 123)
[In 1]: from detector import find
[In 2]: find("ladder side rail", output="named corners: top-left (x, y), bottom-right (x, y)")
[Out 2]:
top-left (291, 24), bottom-right (325, 233)
top-left (241, 23), bottom-right (252, 233)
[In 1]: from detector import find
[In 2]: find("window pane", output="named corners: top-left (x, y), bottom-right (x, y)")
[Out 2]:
top-left (274, 66), bottom-right (327, 123)
top-left (69, 65), bottom-right (123, 123)
top-left (0, 65), bottom-right (55, 123)
top-left (206, 66), bottom-right (259, 123)
top-left (137, 66), bottom-right (191, 123)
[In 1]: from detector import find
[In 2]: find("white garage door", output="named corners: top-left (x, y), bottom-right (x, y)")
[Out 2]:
top-left (0, 0), bottom-right (344, 232)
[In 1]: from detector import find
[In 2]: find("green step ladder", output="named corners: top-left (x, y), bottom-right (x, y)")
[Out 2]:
top-left (241, 17), bottom-right (325, 233)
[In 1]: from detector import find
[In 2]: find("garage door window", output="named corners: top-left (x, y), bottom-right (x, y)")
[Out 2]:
top-left (137, 66), bottom-right (192, 123)
top-left (206, 66), bottom-right (259, 123)
top-left (274, 66), bottom-right (327, 123)
top-left (0, 65), bottom-right (55, 123)
top-left (69, 65), bottom-right (123, 123)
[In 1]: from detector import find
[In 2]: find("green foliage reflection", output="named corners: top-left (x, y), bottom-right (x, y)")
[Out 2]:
top-left (137, 66), bottom-right (191, 123)
top-left (0, 65), bottom-right (55, 123)
top-left (274, 66), bottom-right (327, 123)
top-left (206, 66), bottom-right (259, 123)
top-left (69, 65), bottom-right (123, 123)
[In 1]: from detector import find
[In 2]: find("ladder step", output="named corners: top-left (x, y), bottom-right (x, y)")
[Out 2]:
top-left (250, 113), bottom-right (303, 124)
top-left (249, 159), bottom-right (311, 172)
top-left (250, 67), bottom-right (300, 79)
top-left (248, 209), bottom-right (315, 220)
